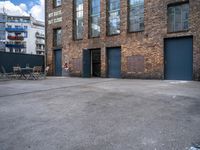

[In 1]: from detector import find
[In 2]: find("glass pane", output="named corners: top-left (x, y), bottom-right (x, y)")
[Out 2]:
top-left (91, 16), bottom-right (100, 37)
top-left (129, 0), bottom-right (144, 32)
top-left (108, 0), bottom-right (120, 35)
top-left (167, 3), bottom-right (189, 32)
top-left (54, 29), bottom-right (61, 46)
top-left (55, 0), bottom-right (61, 7)
top-left (90, 0), bottom-right (100, 37)
top-left (75, 0), bottom-right (84, 39)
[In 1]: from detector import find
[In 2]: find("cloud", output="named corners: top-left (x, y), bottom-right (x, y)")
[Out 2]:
top-left (0, 1), bottom-right (29, 16)
top-left (0, 0), bottom-right (45, 21)
top-left (19, 3), bottom-right (27, 12)
top-left (29, 0), bottom-right (44, 21)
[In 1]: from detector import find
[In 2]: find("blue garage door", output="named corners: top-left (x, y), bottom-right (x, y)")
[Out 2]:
top-left (54, 49), bottom-right (62, 76)
top-left (107, 48), bottom-right (121, 78)
top-left (82, 49), bottom-right (91, 78)
top-left (164, 37), bottom-right (193, 80)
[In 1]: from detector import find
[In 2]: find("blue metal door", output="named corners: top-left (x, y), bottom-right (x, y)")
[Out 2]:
top-left (107, 48), bottom-right (121, 78)
top-left (82, 49), bottom-right (91, 77)
top-left (164, 37), bottom-right (193, 80)
top-left (54, 49), bottom-right (62, 76)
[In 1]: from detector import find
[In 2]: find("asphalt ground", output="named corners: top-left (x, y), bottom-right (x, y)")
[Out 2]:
top-left (0, 77), bottom-right (200, 150)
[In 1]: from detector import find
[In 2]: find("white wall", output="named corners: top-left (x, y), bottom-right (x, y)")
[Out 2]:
top-left (5, 16), bottom-right (45, 54)
top-left (28, 23), bottom-right (45, 54)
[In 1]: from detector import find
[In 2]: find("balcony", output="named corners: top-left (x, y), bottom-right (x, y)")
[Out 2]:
top-left (8, 35), bottom-right (24, 41)
top-left (0, 27), bottom-right (5, 31)
top-left (7, 20), bottom-right (30, 23)
top-left (0, 19), bottom-right (6, 23)
top-left (6, 43), bottom-right (26, 48)
top-left (36, 40), bottom-right (45, 45)
top-left (36, 48), bottom-right (45, 52)
top-left (35, 33), bottom-right (45, 38)
top-left (5, 27), bottom-right (27, 32)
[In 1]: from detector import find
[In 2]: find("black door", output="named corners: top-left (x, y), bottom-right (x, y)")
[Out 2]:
top-left (164, 37), bottom-right (193, 80)
top-left (54, 49), bottom-right (62, 76)
top-left (107, 48), bottom-right (121, 78)
top-left (82, 49), bottom-right (91, 77)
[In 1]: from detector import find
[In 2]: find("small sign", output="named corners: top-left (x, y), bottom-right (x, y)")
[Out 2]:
top-left (54, 17), bottom-right (62, 23)
top-left (48, 10), bottom-right (62, 25)
top-left (48, 13), bottom-right (54, 18)
top-left (54, 10), bottom-right (62, 17)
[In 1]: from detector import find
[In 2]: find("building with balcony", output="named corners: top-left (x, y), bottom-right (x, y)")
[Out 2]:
top-left (35, 32), bottom-right (45, 55)
top-left (0, 13), bottom-right (6, 52)
top-left (46, 0), bottom-right (200, 80)
top-left (0, 13), bottom-right (45, 55)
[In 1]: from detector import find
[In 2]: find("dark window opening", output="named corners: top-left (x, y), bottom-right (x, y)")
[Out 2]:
top-left (91, 49), bottom-right (101, 77)
top-left (53, 28), bottom-right (62, 47)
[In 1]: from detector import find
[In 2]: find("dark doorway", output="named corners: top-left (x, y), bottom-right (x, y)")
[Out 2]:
top-left (164, 36), bottom-right (193, 80)
top-left (54, 49), bottom-right (62, 76)
top-left (91, 49), bottom-right (101, 77)
top-left (107, 47), bottom-right (121, 78)
top-left (82, 49), bottom-right (101, 78)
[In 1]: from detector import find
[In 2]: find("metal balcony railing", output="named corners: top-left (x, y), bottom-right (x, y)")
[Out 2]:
top-left (7, 35), bottom-right (24, 40)
top-left (0, 19), bottom-right (6, 23)
top-left (36, 48), bottom-right (45, 52)
top-left (7, 20), bottom-right (30, 23)
top-left (35, 33), bottom-right (45, 38)
top-left (36, 40), bottom-right (45, 44)
top-left (5, 43), bottom-right (26, 48)
top-left (0, 27), bottom-right (5, 31)
top-left (5, 27), bottom-right (27, 32)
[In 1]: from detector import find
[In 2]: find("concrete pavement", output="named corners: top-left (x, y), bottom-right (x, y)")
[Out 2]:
top-left (0, 77), bottom-right (200, 150)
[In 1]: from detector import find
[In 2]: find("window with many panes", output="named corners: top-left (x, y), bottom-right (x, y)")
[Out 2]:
top-left (107, 0), bottom-right (120, 35)
top-left (74, 0), bottom-right (84, 40)
top-left (54, 0), bottom-right (61, 7)
top-left (168, 3), bottom-right (189, 32)
top-left (129, 0), bottom-right (144, 32)
top-left (90, 0), bottom-right (101, 37)
top-left (53, 28), bottom-right (61, 47)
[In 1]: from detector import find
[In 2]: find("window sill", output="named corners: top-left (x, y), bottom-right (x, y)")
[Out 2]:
top-left (107, 33), bottom-right (120, 37)
top-left (53, 5), bottom-right (61, 9)
top-left (73, 38), bottom-right (83, 41)
top-left (89, 36), bottom-right (100, 39)
top-left (128, 30), bottom-right (144, 34)
top-left (167, 30), bottom-right (189, 34)
top-left (53, 46), bottom-right (62, 50)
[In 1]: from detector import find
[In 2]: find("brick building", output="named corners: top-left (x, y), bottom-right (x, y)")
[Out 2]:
top-left (45, 0), bottom-right (200, 80)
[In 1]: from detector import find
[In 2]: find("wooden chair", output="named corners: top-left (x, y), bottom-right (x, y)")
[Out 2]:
top-left (13, 66), bottom-right (21, 79)
top-left (32, 66), bottom-right (42, 80)
top-left (39, 66), bottom-right (49, 79)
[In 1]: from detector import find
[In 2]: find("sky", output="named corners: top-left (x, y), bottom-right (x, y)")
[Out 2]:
top-left (0, 0), bottom-right (44, 21)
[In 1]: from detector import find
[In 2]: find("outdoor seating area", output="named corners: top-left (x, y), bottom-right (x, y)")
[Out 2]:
top-left (0, 65), bottom-right (49, 81)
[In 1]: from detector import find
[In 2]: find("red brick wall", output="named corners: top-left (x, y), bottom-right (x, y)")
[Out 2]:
top-left (46, 0), bottom-right (200, 80)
